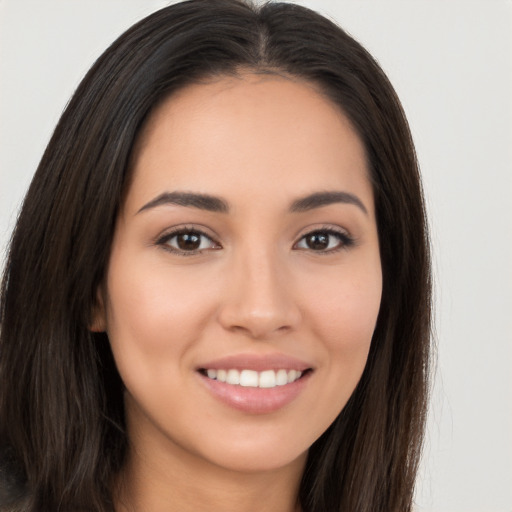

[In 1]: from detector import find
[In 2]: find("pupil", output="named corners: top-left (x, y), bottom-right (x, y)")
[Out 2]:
top-left (307, 233), bottom-right (329, 250)
top-left (177, 233), bottom-right (200, 250)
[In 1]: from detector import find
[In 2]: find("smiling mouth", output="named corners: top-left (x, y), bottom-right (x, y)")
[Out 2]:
top-left (198, 368), bottom-right (311, 389)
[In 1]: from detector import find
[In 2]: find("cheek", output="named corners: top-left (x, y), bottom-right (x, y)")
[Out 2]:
top-left (107, 255), bottom-right (214, 332)
top-left (304, 260), bottom-right (382, 375)
top-left (103, 256), bottom-right (220, 384)
top-left (309, 257), bottom-right (381, 328)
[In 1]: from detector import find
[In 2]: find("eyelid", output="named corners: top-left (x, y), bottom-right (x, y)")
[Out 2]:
top-left (153, 223), bottom-right (355, 256)
top-left (293, 224), bottom-right (356, 253)
top-left (155, 224), bottom-right (221, 255)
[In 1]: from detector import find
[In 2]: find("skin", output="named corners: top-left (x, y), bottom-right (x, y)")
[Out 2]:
top-left (93, 74), bottom-right (382, 512)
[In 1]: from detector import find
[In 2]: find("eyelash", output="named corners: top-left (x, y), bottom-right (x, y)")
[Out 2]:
top-left (294, 227), bottom-right (355, 254)
top-left (155, 226), bottom-right (220, 256)
top-left (155, 225), bottom-right (355, 256)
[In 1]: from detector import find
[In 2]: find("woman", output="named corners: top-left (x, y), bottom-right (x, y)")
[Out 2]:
top-left (0, 1), bottom-right (431, 511)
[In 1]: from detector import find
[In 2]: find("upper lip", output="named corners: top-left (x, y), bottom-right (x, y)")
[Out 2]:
top-left (197, 353), bottom-right (313, 372)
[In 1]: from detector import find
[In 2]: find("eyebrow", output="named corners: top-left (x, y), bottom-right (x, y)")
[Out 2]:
top-left (290, 191), bottom-right (368, 215)
top-left (137, 190), bottom-right (367, 216)
top-left (137, 191), bottom-right (229, 214)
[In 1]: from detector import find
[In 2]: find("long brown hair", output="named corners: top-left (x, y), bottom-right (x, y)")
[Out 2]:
top-left (0, 1), bottom-right (431, 510)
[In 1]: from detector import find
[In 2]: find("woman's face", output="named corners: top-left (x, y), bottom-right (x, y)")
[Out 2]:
top-left (95, 74), bottom-right (382, 475)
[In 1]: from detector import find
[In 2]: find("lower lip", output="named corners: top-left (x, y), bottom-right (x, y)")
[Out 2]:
top-left (198, 371), bottom-right (311, 414)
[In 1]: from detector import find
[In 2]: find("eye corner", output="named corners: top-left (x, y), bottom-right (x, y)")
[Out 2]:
top-left (293, 226), bottom-right (356, 254)
top-left (155, 225), bottom-right (222, 256)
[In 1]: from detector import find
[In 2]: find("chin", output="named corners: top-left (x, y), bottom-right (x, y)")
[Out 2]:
top-left (206, 445), bottom-right (309, 475)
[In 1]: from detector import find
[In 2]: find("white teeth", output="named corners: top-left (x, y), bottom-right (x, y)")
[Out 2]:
top-left (204, 368), bottom-right (303, 388)
top-left (226, 369), bottom-right (240, 385)
top-left (288, 369), bottom-right (298, 382)
top-left (259, 370), bottom-right (276, 388)
top-left (276, 369), bottom-right (288, 386)
top-left (240, 370), bottom-right (259, 387)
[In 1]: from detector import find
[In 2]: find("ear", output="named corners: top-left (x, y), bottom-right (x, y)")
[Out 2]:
top-left (89, 287), bottom-right (107, 332)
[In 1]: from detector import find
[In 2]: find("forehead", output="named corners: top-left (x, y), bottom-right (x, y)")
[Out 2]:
top-left (126, 73), bottom-right (372, 214)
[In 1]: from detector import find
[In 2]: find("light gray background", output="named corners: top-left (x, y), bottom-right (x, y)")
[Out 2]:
top-left (1, 1), bottom-right (511, 511)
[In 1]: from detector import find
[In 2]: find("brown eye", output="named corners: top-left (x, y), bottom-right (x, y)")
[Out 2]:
top-left (295, 229), bottom-right (354, 252)
top-left (304, 232), bottom-right (330, 250)
top-left (159, 229), bottom-right (219, 254)
top-left (176, 232), bottom-right (201, 251)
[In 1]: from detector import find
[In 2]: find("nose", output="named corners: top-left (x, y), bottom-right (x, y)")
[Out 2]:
top-left (217, 248), bottom-right (301, 340)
